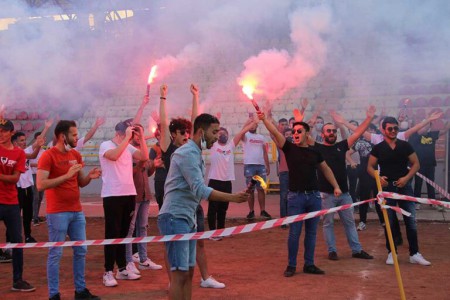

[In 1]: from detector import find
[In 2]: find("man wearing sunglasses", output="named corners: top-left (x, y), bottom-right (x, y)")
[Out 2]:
top-left (368, 116), bottom-right (431, 266)
top-left (314, 106), bottom-right (377, 262)
top-left (256, 111), bottom-right (341, 278)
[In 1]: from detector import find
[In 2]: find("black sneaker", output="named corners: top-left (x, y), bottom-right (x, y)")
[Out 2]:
top-left (283, 266), bottom-right (296, 277)
top-left (11, 279), bottom-right (36, 292)
top-left (281, 224), bottom-right (288, 230)
top-left (75, 288), bottom-right (100, 299)
top-left (246, 211), bottom-right (255, 220)
top-left (0, 249), bottom-right (12, 263)
top-left (352, 250), bottom-right (374, 259)
top-left (25, 236), bottom-right (37, 243)
top-left (303, 264), bottom-right (325, 275)
top-left (328, 251), bottom-right (339, 261)
top-left (49, 293), bottom-right (61, 300)
top-left (39, 216), bottom-right (47, 223)
top-left (260, 210), bottom-right (272, 219)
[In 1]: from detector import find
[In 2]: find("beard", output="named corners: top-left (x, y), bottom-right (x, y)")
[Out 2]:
top-left (324, 135), bottom-right (336, 144)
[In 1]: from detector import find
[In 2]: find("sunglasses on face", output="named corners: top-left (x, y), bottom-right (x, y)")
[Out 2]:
top-left (177, 130), bottom-right (188, 135)
top-left (325, 129), bottom-right (337, 134)
top-left (291, 129), bottom-right (304, 134)
top-left (386, 126), bottom-right (399, 132)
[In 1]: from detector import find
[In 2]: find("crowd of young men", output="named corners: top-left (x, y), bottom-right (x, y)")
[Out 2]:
top-left (0, 92), bottom-right (444, 300)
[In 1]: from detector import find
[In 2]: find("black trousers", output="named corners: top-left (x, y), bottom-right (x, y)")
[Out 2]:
top-left (207, 179), bottom-right (231, 230)
top-left (103, 195), bottom-right (135, 271)
top-left (17, 186), bottom-right (33, 238)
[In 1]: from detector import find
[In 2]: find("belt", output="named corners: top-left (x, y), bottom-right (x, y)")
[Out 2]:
top-left (290, 190), bottom-right (318, 194)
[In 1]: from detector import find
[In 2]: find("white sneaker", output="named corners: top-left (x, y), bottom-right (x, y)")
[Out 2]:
top-left (200, 276), bottom-right (225, 289)
top-left (132, 252), bottom-right (140, 263)
top-left (410, 253), bottom-right (431, 266)
top-left (138, 258), bottom-right (163, 270)
top-left (357, 222), bottom-right (366, 231)
top-left (126, 261), bottom-right (141, 275)
top-left (103, 271), bottom-right (118, 287)
top-left (386, 252), bottom-right (394, 265)
top-left (116, 269), bottom-right (141, 280)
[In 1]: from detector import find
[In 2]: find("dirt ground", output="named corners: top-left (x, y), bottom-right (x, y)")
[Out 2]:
top-left (0, 218), bottom-right (449, 300)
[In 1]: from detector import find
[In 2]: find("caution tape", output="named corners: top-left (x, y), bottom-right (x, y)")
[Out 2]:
top-left (414, 171), bottom-right (450, 200)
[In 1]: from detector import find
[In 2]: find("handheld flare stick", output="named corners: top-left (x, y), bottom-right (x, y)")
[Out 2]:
top-left (242, 85), bottom-right (260, 112)
top-left (246, 175), bottom-right (267, 193)
top-left (146, 65), bottom-right (158, 97)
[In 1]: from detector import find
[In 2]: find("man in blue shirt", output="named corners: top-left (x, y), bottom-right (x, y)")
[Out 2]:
top-left (157, 113), bottom-right (248, 300)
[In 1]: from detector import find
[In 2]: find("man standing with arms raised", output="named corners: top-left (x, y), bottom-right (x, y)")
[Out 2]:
top-left (37, 120), bottom-right (102, 300)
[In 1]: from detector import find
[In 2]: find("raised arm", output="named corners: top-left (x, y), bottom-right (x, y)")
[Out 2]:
top-left (404, 111), bottom-right (443, 139)
top-left (159, 84), bottom-right (171, 152)
top-left (346, 105), bottom-right (376, 147)
top-left (190, 84), bottom-right (199, 135)
top-left (132, 95), bottom-right (150, 125)
top-left (331, 111), bottom-right (372, 141)
top-left (233, 118), bottom-right (255, 146)
top-left (131, 126), bottom-right (149, 162)
top-left (103, 127), bottom-right (133, 161)
top-left (83, 117), bottom-right (105, 144)
top-left (256, 111), bottom-right (286, 148)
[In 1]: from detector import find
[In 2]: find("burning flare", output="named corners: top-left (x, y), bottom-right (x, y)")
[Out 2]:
top-left (147, 65), bottom-right (158, 84)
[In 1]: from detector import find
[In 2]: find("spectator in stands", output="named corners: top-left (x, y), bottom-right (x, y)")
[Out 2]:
top-left (12, 132), bottom-right (38, 243)
top-left (409, 118), bottom-right (449, 210)
top-left (241, 118), bottom-right (271, 220)
top-left (257, 111), bottom-right (340, 277)
top-left (37, 120), bottom-right (101, 300)
top-left (124, 123), bottom-right (163, 276)
top-left (99, 119), bottom-right (148, 287)
top-left (74, 117), bottom-right (105, 151)
top-left (368, 116), bottom-right (431, 266)
top-left (0, 119), bottom-right (35, 292)
top-left (157, 113), bottom-right (248, 299)
top-left (315, 106), bottom-right (376, 261)
top-left (207, 120), bottom-right (255, 237)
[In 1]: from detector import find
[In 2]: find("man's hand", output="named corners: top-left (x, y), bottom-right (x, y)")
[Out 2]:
top-left (256, 111), bottom-right (265, 121)
top-left (394, 176), bottom-right (408, 188)
top-left (293, 108), bottom-right (304, 122)
top-left (142, 95), bottom-right (149, 106)
top-left (301, 98), bottom-right (309, 110)
top-left (44, 118), bottom-right (54, 128)
top-left (153, 157), bottom-right (164, 168)
top-left (330, 111), bottom-right (345, 124)
top-left (334, 187), bottom-right (343, 197)
top-left (67, 164), bottom-right (82, 178)
top-left (190, 84), bottom-right (199, 96)
top-left (95, 117), bottom-right (105, 127)
top-left (125, 126), bottom-right (134, 141)
top-left (380, 176), bottom-right (388, 187)
top-left (216, 112), bottom-right (221, 120)
top-left (350, 162), bottom-right (358, 169)
top-left (366, 105), bottom-right (376, 119)
top-left (428, 111), bottom-right (443, 122)
top-left (151, 111), bottom-right (160, 124)
top-left (231, 191), bottom-right (249, 203)
top-left (88, 167), bottom-right (102, 179)
top-left (160, 84), bottom-right (168, 98)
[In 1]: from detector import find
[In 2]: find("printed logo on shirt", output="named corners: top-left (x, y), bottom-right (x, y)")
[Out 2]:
top-left (216, 148), bottom-right (232, 156)
top-left (420, 136), bottom-right (433, 145)
top-left (57, 159), bottom-right (79, 167)
top-left (1, 157), bottom-right (17, 167)
top-left (249, 139), bottom-right (264, 144)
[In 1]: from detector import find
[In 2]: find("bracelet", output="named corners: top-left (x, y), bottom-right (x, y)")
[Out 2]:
top-left (160, 97), bottom-right (166, 100)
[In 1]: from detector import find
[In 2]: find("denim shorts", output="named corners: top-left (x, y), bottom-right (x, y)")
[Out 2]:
top-left (244, 164), bottom-right (267, 191)
top-left (157, 213), bottom-right (196, 271)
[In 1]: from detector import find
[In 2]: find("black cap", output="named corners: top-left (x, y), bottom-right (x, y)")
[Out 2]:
top-left (0, 119), bottom-right (14, 131)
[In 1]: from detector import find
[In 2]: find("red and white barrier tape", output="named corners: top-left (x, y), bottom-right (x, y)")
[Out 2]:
top-left (1, 192), bottom-right (447, 250)
top-left (414, 171), bottom-right (450, 200)
top-left (0, 199), bottom-right (375, 249)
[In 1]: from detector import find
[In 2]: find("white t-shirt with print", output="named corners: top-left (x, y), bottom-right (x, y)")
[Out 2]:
top-left (99, 140), bottom-right (137, 197)
top-left (242, 132), bottom-right (266, 165)
top-left (208, 141), bottom-right (236, 181)
top-left (17, 146), bottom-right (34, 189)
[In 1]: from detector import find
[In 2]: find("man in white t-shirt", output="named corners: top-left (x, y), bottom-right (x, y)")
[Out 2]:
top-left (12, 132), bottom-right (37, 243)
top-left (207, 120), bottom-right (255, 234)
top-left (241, 121), bottom-right (271, 220)
top-left (99, 119), bottom-right (148, 287)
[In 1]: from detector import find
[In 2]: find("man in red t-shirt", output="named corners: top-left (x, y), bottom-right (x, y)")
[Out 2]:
top-left (0, 119), bottom-right (35, 292)
top-left (37, 120), bottom-right (101, 300)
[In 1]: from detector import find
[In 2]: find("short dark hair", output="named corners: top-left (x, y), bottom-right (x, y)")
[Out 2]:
top-left (382, 116), bottom-right (398, 130)
top-left (349, 120), bottom-right (359, 126)
top-left (322, 122), bottom-right (334, 133)
top-left (289, 117), bottom-right (295, 122)
top-left (316, 116), bottom-right (324, 121)
top-left (194, 113), bottom-right (220, 133)
top-left (292, 121), bottom-right (310, 132)
top-left (11, 131), bottom-right (25, 142)
top-left (278, 118), bottom-right (288, 124)
top-left (34, 131), bottom-right (42, 139)
top-left (169, 118), bottom-right (192, 134)
top-left (54, 120), bottom-right (77, 137)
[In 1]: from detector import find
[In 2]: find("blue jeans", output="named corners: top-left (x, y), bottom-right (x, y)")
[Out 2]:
top-left (0, 204), bottom-right (23, 283)
top-left (321, 192), bottom-right (362, 254)
top-left (287, 191), bottom-right (321, 267)
top-left (279, 172), bottom-right (289, 218)
top-left (384, 182), bottom-right (419, 255)
top-left (126, 200), bottom-right (150, 263)
top-left (47, 212), bottom-right (87, 297)
top-left (157, 213), bottom-right (196, 271)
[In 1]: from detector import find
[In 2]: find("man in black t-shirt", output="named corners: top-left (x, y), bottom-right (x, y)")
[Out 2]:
top-left (368, 116), bottom-right (431, 266)
top-left (315, 106), bottom-right (375, 261)
top-left (257, 111), bottom-right (341, 278)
